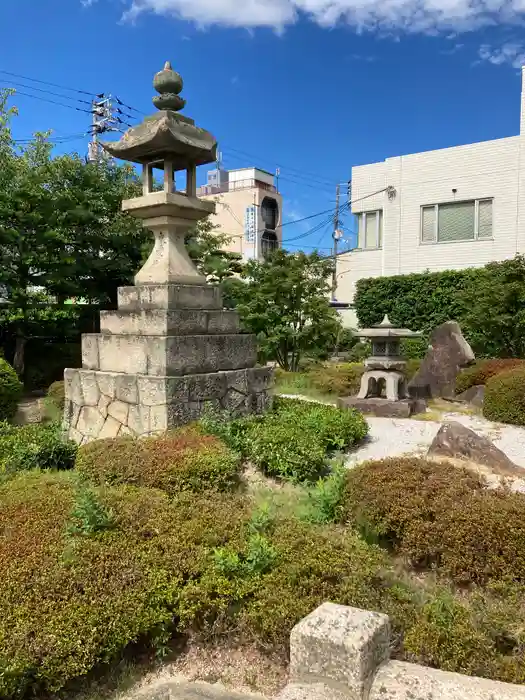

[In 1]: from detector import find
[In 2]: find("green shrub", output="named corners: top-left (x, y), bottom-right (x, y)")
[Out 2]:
top-left (47, 380), bottom-right (65, 411)
top-left (347, 341), bottom-right (372, 363)
top-left (0, 358), bottom-right (22, 422)
top-left (299, 461), bottom-right (348, 524)
top-left (308, 362), bottom-right (364, 397)
top-left (456, 359), bottom-right (525, 395)
top-left (400, 337), bottom-right (429, 360)
top-left (0, 422), bottom-right (77, 475)
top-left (343, 457), bottom-right (525, 585)
top-left (484, 367), bottom-right (525, 425)
top-left (76, 425), bottom-right (241, 494)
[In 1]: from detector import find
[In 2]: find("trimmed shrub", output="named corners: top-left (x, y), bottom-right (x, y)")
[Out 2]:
top-left (0, 358), bottom-right (22, 422)
top-left (308, 362), bottom-right (365, 397)
top-left (0, 422), bottom-right (77, 475)
top-left (76, 425), bottom-right (241, 494)
top-left (484, 367), bottom-right (525, 426)
top-left (343, 457), bottom-right (525, 585)
top-left (455, 359), bottom-right (525, 395)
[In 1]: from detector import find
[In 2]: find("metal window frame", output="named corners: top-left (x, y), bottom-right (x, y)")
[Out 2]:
top-left (420, 198), bottom-right (493, 244)
top-left (356, 209), bottom-right (383, 250)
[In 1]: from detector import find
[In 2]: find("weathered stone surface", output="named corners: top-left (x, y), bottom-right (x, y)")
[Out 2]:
top-left (188, 372), bottom-right (228, 401)
top-left (116, 375), bottom-right (139, 404)
top-left (289, 602), bottom-right (390, 699)
top-left (97, 394), bottom-right (111, 418)
top-left (81, 334), bottom-right (99, 370)
top-left (100, 309), bottom-right (240, 336)
top-left (338, 397), bottom-right (426, 418)
top-left (457, 384), bottom-right (485, 408)
top-left (76, 406), bottom-right (105, 438)
top-left (369, 660), bottom-right (525, 700)
top-left (428, 421), bottom-right (521, 475)
top-left (107, 400), bottom-right (129, 425)
top-left (99, 415), bottom-right (122, 439)
top-left (117, 284), bottom-right (223, 312)
top-left (95, 333), bottom-right (257, 376)
top-left (408, 321), bottom-right (475, 400)
top-left (130, 680), bottom-right (264, 700)
top-left (65, 368), bottom-right (83, 405)
top-left (247, 366), bottom-right (274, 393)
top-left (276, 683), bottom-right (349, 700)
top-left (80, 371), bottom-right (100, 407)
top-left (97, 372), bottom-right (117, 400)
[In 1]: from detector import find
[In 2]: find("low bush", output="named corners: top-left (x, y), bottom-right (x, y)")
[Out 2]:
top-left (47, 380), bottom-right (65, 411)
top-left (0, 358), bottom-right (22, 422)
top-left (76, 425), bottom-right (241, 494)
top-left (484, 367), bottom-right (525, 426)
top-left (403, 359), bottom-right (422, 382)
top-left (233, 399), bottom-right (368, 483)
top-left (308, 362), bottom-right (365, 397)
top-left (0, 422), bottom-right (77, 475)
top-left (455, 359), bottom-right (525, 395)
top-left (343, 457), bottom-right (525, 585)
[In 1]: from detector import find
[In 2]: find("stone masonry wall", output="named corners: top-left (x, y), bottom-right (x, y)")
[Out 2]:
top-left (277, 603), bottom-right (525, 700)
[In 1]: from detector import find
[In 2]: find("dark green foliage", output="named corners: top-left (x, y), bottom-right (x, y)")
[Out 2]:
top-left (24, 342), bottom-right (80, 391)
top-left (0, 421), bottom-right (77, 475)
top-left (76, 425), bottom-right (241, 494)
top-left (46, 380), bottom-right (65, 411)
top-left (0, 357), bottom-right (22, 421)
top-left (455, 359), bottom-right (525, 395)
top-left (67, 486), bottom-right (115, 536)
top-left (483, 367), bottom-right (525, 426)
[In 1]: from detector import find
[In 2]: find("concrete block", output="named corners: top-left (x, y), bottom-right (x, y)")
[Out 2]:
top-left (370, 660), bottom-right (525, 700)
top-left (81, 335), bottom-right (99, 370)
top-left (97, 335), bottom-right (151, 375)
top-left (117, 284), bottom-right (223, 311)
top-left (289, 603), bottom-right (390, 699)
top-left (65, 369), bottom-right (83, 405)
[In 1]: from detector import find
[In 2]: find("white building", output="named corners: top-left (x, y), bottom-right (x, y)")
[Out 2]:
top-left (336, 67), bottom-right (525, 328)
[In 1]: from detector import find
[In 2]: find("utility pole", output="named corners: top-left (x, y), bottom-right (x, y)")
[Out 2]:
top-left (87, 95), bottom-right (121, 163)
top-left (332, 183), bottom-right (342, 301)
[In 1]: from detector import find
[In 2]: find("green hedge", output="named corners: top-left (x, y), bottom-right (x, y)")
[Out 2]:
top-left (353, 256), bottom-right (525, 359)
top-left (0, 422), bottom-right (77, 475)
top-left (0, 358), bottom-right (23, 422)
top-left (483, 368), bottom-right (525, 426)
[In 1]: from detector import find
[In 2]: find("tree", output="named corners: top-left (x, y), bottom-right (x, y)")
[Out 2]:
top-left (0, 89), bottom-right (149, 375)
top-left (459, 255), bottom-right (525, 359)
top-left (230, 249), bottom-right (341, 371)
top-left (185, 217), bottom-right (244, 283)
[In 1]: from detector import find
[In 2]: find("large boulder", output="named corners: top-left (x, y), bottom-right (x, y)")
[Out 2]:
top-left (457, 384), bottom-right (485, 408)
top-left (408, 321), bottom-right (474, 400)
top-left (428, 421), bottom-right (521, 476)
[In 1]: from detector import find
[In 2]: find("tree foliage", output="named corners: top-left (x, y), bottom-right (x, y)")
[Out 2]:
top-left (185, 216), bottom-right (244, 283)
top-left (230, 249), bottom-right (341, 371)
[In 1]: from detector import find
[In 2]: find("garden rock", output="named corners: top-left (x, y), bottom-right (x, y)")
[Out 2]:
top-left (130, 681), bottom-right (265, 700)
top-left (428, 421), bottom-right (521, 476)
top-left (408, 321), bottom-right (474, 399)
top-left (457, 384), bottom-right (485, 408)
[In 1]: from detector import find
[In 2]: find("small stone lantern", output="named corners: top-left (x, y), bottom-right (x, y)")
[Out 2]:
top-left (339, 315), bottom-right (425, 418)
top-left (62, 62), bottom-right (273, 444)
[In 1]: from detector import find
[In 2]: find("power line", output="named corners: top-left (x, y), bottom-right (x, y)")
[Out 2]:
top-left (283, 202), bottom-right (351, 243)
top-left (10, 90), bottom-right (92, 113)
top-left (1, 79), bottom-right (93, 106)
top-left (0, 69), bottom-right (94, 96)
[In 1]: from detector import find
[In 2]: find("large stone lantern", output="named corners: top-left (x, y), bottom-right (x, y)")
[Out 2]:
top-left (339, 315), bottom-right (425, 417)
top-left (63, 62), bottom-right (273, 444)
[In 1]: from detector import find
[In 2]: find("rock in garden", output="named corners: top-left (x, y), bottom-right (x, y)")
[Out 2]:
top-left (408, 321), bottom-right (474, 399)
top-left (457, 384), bottom-right (485, 408)
top-left (428, 421), bottom-right (521, 476)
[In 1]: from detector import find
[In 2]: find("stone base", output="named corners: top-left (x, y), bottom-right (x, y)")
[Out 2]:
top-left (338, 396), bottom-right (427, 418)
top-left (64, 366), bottom-right (273, 444)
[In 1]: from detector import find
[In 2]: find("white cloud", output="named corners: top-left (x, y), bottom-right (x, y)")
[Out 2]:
top-left (478, 41), bottom-right (525, 68)
top-left (120, 0), bottom-right (525, 34)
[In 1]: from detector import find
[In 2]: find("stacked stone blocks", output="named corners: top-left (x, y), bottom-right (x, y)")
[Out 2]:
top-left (64, 283), bottom-right (273, 444)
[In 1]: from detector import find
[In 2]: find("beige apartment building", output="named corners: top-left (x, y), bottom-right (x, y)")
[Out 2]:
top-left (198, 167), bottom-right (283, 261)
top-left (335, 66), bottom-right (525, 328)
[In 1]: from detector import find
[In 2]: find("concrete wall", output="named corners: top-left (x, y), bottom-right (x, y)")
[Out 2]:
top-left (277, 603), bottom-right (525, 700)
top-left (334, 67), bottom-right (525, 323)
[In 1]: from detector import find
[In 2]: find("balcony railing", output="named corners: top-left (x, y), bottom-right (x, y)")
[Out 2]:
top-left (197, 178), bottom-right (277, 196)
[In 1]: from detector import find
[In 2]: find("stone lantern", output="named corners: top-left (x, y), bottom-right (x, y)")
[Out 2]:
top-left (338, 315), bottom-right (425, 418)
top-left (63, 62), bottom-right (273, 444)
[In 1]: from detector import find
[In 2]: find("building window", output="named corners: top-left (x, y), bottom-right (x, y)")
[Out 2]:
top-left (261, 231), bottom-right (278, 259)
top-left (356, 210), bottom-right (383, 249)
top-left (421, 199), bottom-right (493, 243)
top-left (261, 197), bottom-right (279, 230)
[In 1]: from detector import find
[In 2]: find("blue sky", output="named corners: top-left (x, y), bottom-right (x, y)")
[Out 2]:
top-left (1, 0), bottom-right (525, 252)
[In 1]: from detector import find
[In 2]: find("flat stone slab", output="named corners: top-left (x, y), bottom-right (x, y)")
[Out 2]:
top-left (338, 397), bottom-right (426, 418)
top-left (81, 333), bottom-right (257, 376)
top-left (118, 284), bottom-right (223, 311)
top-left (100, 309), bottom-right (240, 336)
top-left (130, 681), bottom-right (265, 700)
